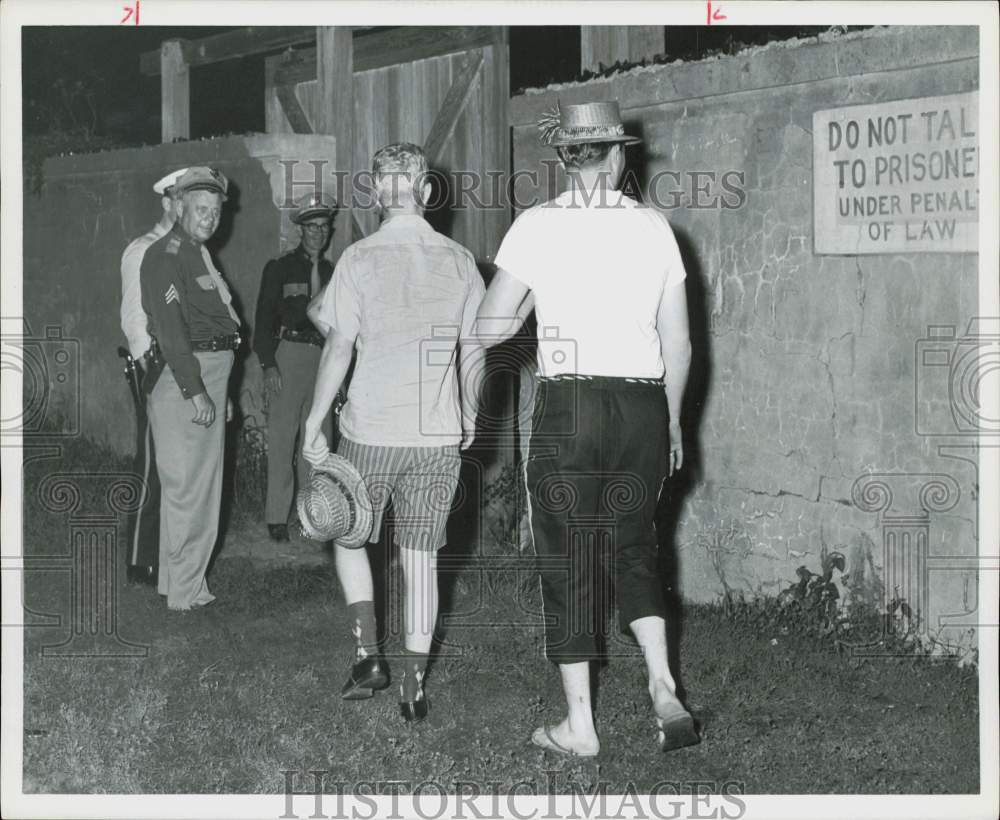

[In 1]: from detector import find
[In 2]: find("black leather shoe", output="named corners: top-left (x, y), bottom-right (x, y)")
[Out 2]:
top-left (400, 696), bottom-right (428, 723)
top-left (126, 565), bottom-right (157, 586)
top-left (267, 524), bottom-right (289, 542)
top-left (341, 654), bottom-right (389, 700)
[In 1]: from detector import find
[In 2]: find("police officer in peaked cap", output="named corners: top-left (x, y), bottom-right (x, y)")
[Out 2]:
top-left (254, 191), bottom-right (337, 542)
top-left (140, 166), bottom-right (242, 610)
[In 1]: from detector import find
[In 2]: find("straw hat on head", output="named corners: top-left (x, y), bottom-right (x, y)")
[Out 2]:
top-left (297, 453), bottom-right (374, 549)
top-left (538, 100), bottom-right (642, 147)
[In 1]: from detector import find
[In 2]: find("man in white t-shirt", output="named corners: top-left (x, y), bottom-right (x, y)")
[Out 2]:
top-left (476, 100), bottom-right (698, 757)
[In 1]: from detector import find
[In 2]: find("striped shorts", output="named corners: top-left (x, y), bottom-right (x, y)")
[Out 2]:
top-left (337, 437), bottom-right (462, 552)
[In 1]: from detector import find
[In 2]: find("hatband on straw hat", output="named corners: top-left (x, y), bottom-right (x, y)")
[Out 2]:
top-left (538, 100), bottom-right (641, 147)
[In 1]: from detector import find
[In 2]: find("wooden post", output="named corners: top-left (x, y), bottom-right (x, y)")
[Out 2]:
top-left (315, 27), bottom-right (354, 258)
top-left (160, 40), bottom-right (190, 142)
top-left (581, 26), bottom-right (665, 72)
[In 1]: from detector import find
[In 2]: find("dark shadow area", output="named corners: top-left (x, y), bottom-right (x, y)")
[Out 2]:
top-left (655, 226), bottom-right (712, 703)
top-left (422, 166), bottom-right (456, 239)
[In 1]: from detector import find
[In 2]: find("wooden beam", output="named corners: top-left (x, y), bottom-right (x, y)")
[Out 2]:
top-left (140, 25), bottom-right (492, 76)
top-left (274, 84), bottom-right (313, 134)
top-left (142, 27), bottom-right (315, 75)
top-left (267, 26), bottom-right (504, 86)
top-left (424, 50), bottom-right (485, 166)
top-left (160, 40), bottom-right (190, 142)
top-left (355, 26), bottom-right (501, 72)
top-left (581, 26), bottom-right (665, 72)
top-left (315, 27), bottom-right (354, 259)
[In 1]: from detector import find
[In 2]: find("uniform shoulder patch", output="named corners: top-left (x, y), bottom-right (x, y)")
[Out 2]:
top-left (165, 237), bottom-right (181, 255)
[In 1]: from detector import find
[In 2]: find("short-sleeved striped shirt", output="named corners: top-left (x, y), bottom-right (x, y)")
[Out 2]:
top-left (317, 214), bottom-right (485, 447)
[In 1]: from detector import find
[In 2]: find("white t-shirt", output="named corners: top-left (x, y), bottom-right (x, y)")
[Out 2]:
top-left (494, 189), bottom-right (686, 378)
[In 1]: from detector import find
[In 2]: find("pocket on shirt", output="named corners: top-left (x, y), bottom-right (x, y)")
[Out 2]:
top-left (283, 283), bottom-right (309, 298)
top-left (195, 274), bottom-right (216, 290)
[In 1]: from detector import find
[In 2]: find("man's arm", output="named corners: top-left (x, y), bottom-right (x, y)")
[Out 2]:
top-left (254, 259), bottom-right (284, 401)
top-left (474, 268), bottom-right (532, 347)
top-left (656, 281), bottom-right (692, 476)
top-left (302, 330), bottom-right (354, 463)
top-left (457, 268), bottom-right (488, 449)
top-left (307, 285), bottom-right (332, 337)
top-left (254, 259), bottom-right (282, 361)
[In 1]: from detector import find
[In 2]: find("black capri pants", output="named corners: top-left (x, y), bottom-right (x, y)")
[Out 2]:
top-left (525, 375), bottom-right (668, 665)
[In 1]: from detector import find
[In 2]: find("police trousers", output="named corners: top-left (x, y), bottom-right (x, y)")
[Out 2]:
top-left (525, 376), bottom-right (668, 665)
top-left (147, 350), bottom-right (233, 610)
top-left (265, 340), bottom-right (332, 525)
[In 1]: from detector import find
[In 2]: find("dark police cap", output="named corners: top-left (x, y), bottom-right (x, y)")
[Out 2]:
top-left (292, 192), bottom-right (337, 224)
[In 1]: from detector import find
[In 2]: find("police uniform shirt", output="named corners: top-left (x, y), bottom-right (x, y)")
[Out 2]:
top-left (253, 245), bottom-right (333, 369)
top-left (140, 225), bottom-right (239, 398)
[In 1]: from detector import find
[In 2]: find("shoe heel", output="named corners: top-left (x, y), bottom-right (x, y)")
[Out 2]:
top-left (400, 699), bottom-right (428, 723)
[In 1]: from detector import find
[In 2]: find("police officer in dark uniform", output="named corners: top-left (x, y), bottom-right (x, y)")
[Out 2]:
top-left (140, 166), bottom-right (241, 611)
top-left (254, 192), bottom-right (336, 541)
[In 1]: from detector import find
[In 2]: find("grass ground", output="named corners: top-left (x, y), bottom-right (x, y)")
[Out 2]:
top-left (20, 439), bottom-right (980, 795)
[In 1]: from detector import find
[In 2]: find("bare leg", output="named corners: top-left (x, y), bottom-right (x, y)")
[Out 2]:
top-left (532, 661), bottom-right (600, 756)
top-left (630, 614), bottom-right (699, 749)
top-left (629, 614), bottom-right (678, 704)
top-left (335, 544), bottom-right (374, 604)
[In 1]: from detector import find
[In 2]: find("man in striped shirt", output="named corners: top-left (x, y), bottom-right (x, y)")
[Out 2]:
top-left (303, 143), bottom-right (485, 722)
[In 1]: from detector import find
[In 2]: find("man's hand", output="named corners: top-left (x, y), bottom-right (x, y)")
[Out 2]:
top-left (263, 366), bottom-right (282, 407)
top-left (191, 392), bottom-right (216, 427)
top-left (302, 418), bottom-right (330, 466)
top-left (226, 397), bottom-right (234, 423)
top-left (668, 420), bottom-right (683, 476)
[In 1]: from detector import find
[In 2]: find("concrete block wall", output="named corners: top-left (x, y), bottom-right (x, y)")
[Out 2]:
top-left (509, 26), bottom-right (981, 652)
top-left (22, 133), bottom-right (337, 453)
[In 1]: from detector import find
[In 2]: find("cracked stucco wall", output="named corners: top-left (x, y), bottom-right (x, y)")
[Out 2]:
top-left (23, 134), bottom-right (338, 455)
top-left (510, 26), bottom-right (981, 646)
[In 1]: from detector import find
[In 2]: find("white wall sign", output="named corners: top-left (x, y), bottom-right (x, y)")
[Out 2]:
top-left (813, 92), bottom-right (979, 254)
